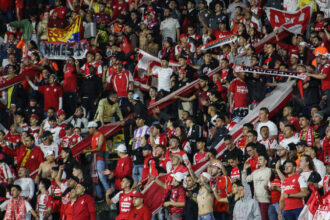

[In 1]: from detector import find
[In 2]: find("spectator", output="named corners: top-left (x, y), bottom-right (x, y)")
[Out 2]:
top-left (256, 108), bottom-right (278, 140)
top-left (160, 8), bottom-right (180, 43)
top-left (127, 191), bottom-right (152, 220)
top-left (73, 182), bottom-right (97, 220)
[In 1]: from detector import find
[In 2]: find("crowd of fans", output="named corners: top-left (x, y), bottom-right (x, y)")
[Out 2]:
top-left (0, 0), bottom-right (329, 220)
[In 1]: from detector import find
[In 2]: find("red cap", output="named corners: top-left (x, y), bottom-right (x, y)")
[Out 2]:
top-left (57, 109), bottom-right (65, 117)
top-left (179, 33), bottom-right (187, 40)
top-left (129, 191), bottom-right (144, 198)
top-left (30, 114), bottom-right (39, 120)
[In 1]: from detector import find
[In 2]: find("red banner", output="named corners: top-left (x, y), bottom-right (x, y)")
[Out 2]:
top-left (0, 68), bottom-right (41, 92)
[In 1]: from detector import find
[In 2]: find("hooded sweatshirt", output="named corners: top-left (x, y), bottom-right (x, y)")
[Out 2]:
top-left (233, 184), bottom-right (261, 220)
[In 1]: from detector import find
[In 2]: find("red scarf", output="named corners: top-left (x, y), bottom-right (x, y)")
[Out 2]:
top-left (4, 197), bottom-right (27, 220)
top-left (300, 126), bottom-right (314, 146)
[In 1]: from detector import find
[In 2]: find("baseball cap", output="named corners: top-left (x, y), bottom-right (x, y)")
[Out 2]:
top-left (170, 154), bottom-right (183, 163)
top-left (87, 121), bottom-right (98, 128)
top-left (278, 144), bottom-right (289, 151)
top-left (129, 191), bottom-right (144, 198)
top-left (211, 162), bottom-right (222, 169)
top-left (30, 114), bottom-right (39, 120)
top-left (179, 33), bottom-right (187, 40)
top-left (314, 111), bottom-right (324, 120)
top-left (116, 144), bottom-right (127, 153)
top-left (44, 150), bottom-right (54, 158)
top-left (57, 109), bottom-right (65, 117)
top-left (201, 172), bottom-right (211, 181)
top-left (172, 172), bottom-right (185, 182)
top-left (131, 93), bottom-right (141, 101)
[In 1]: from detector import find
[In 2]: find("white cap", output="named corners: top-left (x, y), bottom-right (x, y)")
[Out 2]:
top-left (116, 144), bottom-right (127, 153)
top-left (278, 143), bottom-right (289, 151)
top-left (291, 54), bottom-right (299, 59)
top-left (201, 172), bottom-right (211, 181)
top-left (87, 121), bottom-right (98, 128)
top-left (173, 172), bottom-right (185, 182)
top-left (299, 42), bottom-right (307, 47)
top-left (44, 150), bottom-right (54, 158)
top-left (131, 94), bottom-right (140, 101)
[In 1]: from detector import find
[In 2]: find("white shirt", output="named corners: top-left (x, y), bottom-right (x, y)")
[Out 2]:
top-left (313, 158), bottom-right (326, 179)
top-left (160, 17), bottom-right (180, 42)
top-left (153, 67), bottom-right (173, 92)
top-left (39, 142), bottom-right (59, 157)
top-left (256, 120), bottom-right (278, 140)
top-left (47, 126), bottom-right (62, 145)
top-left (283, 0), bottom-right (299, 12)
top-left (14, 178), bottom-right (35, 200)
top-left (279, 135), bottom-right (300, 148)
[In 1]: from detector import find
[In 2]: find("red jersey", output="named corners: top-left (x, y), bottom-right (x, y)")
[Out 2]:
top-left (36, 193), bottom-right (52, 220)
top-left (211, 30), bottom-right (231, 39)
top-left (165, 149), bottom-right (188, 162)
top-left (4, 132), bottom-right (21, 146)
top-left (111, 70), bottom-right (132, 97)
top-left (29, 126), bottom-right (40, 141)
top-left (322, 175), bottom-right (330, 194)
top-left (38, 84), bottom-right (63, 111)
top-left (50, 180), bottom-right (65, 213)
top-left (91, 131), bottom-right (106, 161)
top-left (112, 190), bottom-right (133, 220)
top-left (114, 156), bottom-right (133, 190)
top-left (287, 116), bottom-right (301, 132)
top-left (247, 156), bottom-right (258, 173)
top-left (149, 134), bottom-right (168, 148)
top-left (72, 194), bottom-right (96, 220)
top-left (212, 175), bottom-right (232, 213)
top-left (141, 154), bottom-right (152, 184)
top-left (314, 22), bottom-right (325, 32)
top-left (281, 173), bottom-right (306, 210)
top-left (321, 64), bottom-right (330, 91)
top-left (230, 167), bottom-right (241, 181)
top-left (229, 78), bottom-right (248, 108)
top-left (322, 137), bottom-right (330, 164)
top-left (111, 2), bottom-right (128, 20)
top-left (193, 151), bottom-right (207, 165)
top-left (167, 185), bottom-right (186, 215)
top-left (269, 176), bottom-right (281, 204)
top-left (236, 136), bottom-right (246, 151)
top-left (55, 6), bottom-right (68, 20)
top-left (149, 157), bottom-right (171, 177)
top-left (120, 37), bottom-right (133, 55)
top-left (63, 65), bottom-right (77, 92)
top-left (127, 205), bottom-right (152, 220)
top-left (0, 162), bottom-right (13, 186)
top-left (60, 134), bottom-right (82, 149)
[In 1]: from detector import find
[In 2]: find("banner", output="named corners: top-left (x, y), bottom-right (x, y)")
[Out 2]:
top-left (0, 68), bottom-right (41, 92)
top-left (133, 50), bottom-right (179, 91)
top-left (48, 15), bottom-right (82, 42)
top-left (200, 35), bottom-right (237, 51)
top-left (234, 65), bottom-right (308, 81)
top-left (40, 40), bottom-right (89, 60)
top-left (265, 4), bottom-right (313, 34)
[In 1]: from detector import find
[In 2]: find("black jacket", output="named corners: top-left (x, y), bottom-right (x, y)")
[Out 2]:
top-left (207, 127), bottom-right (228, 149)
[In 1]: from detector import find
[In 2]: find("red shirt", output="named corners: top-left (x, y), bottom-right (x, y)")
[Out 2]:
top-left (281, 174), bottom-right (305, 210)
top-left (212, 175), bottom-right (232, 213)
top-left (61, 134), bottom-right (82, 149)
top-left (323, 175), bottom-right (330, 194)
top-left (321, 63), bottom-right (330, 91)
top-left (149, 157), bottom-right (171, 177)
top-left (193, 151), bottom-right (207, 165)
top-left (116, 191), bottom-right (133, 219)
top-left (55, 6), bottom-right (68, 20)
top-left (211, 30), bottom-right (231, 39)
top-left (50, 180), bottom-right (66, 213)
top-left (72, 194), bottom-right (96, 220)
top-left (269, 176), bottom-right (281, 204)
top-left (63, 66), bottom-right (77, 92)
top-left (167, 185), bottom-right (186, 214)
top-left (148, 134), bottom-right (168, 147)
top-left (141, 154), bottom-right (152, 185)
top-left (229, 79), bottom-right (248, 108)
top-left (287, 116), bottom-right (300, 132)
top-left (230, 167), bottom-right (241, 180)
top-left (111, 2), bottom-right (128, 20)
top-left (3, 145), bottom-right (44, 178)
top-left (128, 205), bottom-right (152, 220)
top-left (4, 132), bottom-right (21, 146)
top-left (247, 156), bottom-right (258, 173)
top-left (111, 70), bottom-right (132, 97)
top-left (38, 84), bottom-right (63, 111)
top-left (114, 156), bottom-right (133, 190)
top-left (236, 136), bottom-right (246, 150)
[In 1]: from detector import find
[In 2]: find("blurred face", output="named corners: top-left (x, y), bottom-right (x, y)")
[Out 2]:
top-left (88, 127), bottom-right (96, 134)
top-left (171, 156), bottom-right (180, 165)
top-left (24, 137), bottom-right (34, 148)
top-left (164, 9), bottom-right (170, 17)
top-left (284, 162), bottom-right (295, 174)
top-left (75, 184), bottom-right (85, 196)
top-left (47, 109), bottom-right (55, 117)
top-left (238, 186), bottom-right (245, 198)
top-left (259, 110), bottom-right (268, 122)
top-left (74, 128), bottom-right (81, 135)
top-left (121, 178), bottom-right (130, 189)
top-left (46, 153), bottom-right (55, 162)
top-left (135, 118), bottom-right (145, 127)
top-left (86, 54), bottom-right (94, 63)
top-left (224, 139), bottom-right (234, 150)
top-left (61, 150), bottom-right (69, 159)
top-left (283, 126), bottom-right (293, 138)
top-left (246, 146), bottom-right (256, 157)
top-left (260, 127), bottom-right (269, 139)
top-left (133, 197), bottom-right (143, 207)
top-left (246, 132), bottom-right (255, 143)
top-left (161, 59), bottom-right (168, 67)
top-left (299, 117), bottom-right (309, 129)
top-left (228, 158), bottom-right (238, 167)
top-left (18, 167), bottom-right (27, 178)
top-left (277, 147), bottom-right (287, 157)
top-left (299, 156), bottom-right (308, 170)
top-left (11, 187), bottom-right (21, 198)
top-left (70, 188), bottom-right (78, 199)
top-left (232, 184), bottom-right (238, 194)
top-left (326, 165), bottom-right (330, 174)
top-left (257, 156), bottom-right (267, 167)
top-left (49, 120), bottom-right (57, 128)
top-left (196, 141), bottom-right (205, 150)
top-left (142, 149), bottom-right (151, 157)
top-left (150, 126), bottom-right (159, 136)
top-left (186, 176), bottom-right (195, 189)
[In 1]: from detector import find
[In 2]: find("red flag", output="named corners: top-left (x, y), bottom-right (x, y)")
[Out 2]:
top-left (0, 68), bottom-right (41, 91)
top-left (265, 3), bottom-right (313, 34)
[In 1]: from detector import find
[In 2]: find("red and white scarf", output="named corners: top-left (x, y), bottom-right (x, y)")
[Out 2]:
top-left (4, 197), bottom-right (27, 220)
top-left (300, 126), bottom-right (314, 146)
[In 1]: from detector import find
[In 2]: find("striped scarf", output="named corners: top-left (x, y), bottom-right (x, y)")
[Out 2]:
top-left (4, 197), bottom-right (26, 220)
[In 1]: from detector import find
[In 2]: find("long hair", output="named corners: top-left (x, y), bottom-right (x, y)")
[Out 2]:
top-left (301, 155), bottom-right (315, 171)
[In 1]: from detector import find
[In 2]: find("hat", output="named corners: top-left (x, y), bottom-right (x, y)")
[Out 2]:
top-left (170, 154), bottom-right (183, 162)
top-left (314, 111), bottom-right (324, 119)
top-left (57, 109), bottom-right (65, 117)
top-left (172, 172), bottom-right (185, 182)
top-left (41, 130), bottom-right (53, 139)
top-left (87, 121), bottom-right (98, 128)
top-left (142, 145), bottom-right (153, 151)
top-left (44, 150), bottom-right (54, 158)
top-left (201, 172), bottom-right (211, 181)
top-left (65, 123), bottom-right (74, 130)
top-left (278, 144), bottom-right (289, 151)
top-left (211, 162), bottom-right (222, 169)
top-left (48, 116), bottom-right (57, 121)
top-left (299, 42), bottom-right (307, 47)
top-left (179, 33), bottom-right (187, 40)
top-left (30, 114), bottom-right (39, 120)
top-left (116, 144), bottom-right (127, 153)
top-left (129, 191), bottom-right (144, 198)
top-left (291, 54), bottom-right (299, 59)
top-left (131, 93), bottom-right (141, 101)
